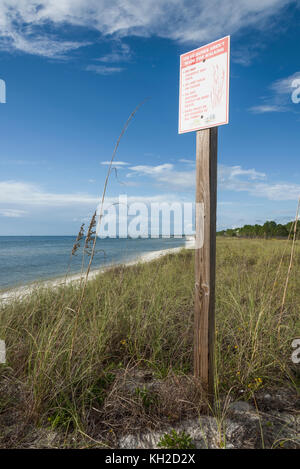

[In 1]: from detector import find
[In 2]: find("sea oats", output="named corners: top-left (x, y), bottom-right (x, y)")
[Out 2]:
top-left (84, 211), bottom-right (97, 257)
top-left (71, 223), bottom-right (85, 256)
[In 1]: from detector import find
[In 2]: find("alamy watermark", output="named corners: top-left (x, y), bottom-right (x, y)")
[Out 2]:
top-left (0, 340), bottom-right (5, 364)
top-left (0, 78), bottom-right (6, 103)
top-left (291, 78), bottom-right (300, 104)
top-left (96, 195), bottom-right (204, 248)
top-left (291, 338), bottom-right (300, 364)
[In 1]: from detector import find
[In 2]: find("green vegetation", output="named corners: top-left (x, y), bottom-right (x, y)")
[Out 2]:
top-left (217, 220), bottom-right (299, 238)
top-left (158, 429), bottom-right (195, 449)
top-left (0, 238), bottom-right (299, 447)
top-left (135, 386), bottom-right (158, 411)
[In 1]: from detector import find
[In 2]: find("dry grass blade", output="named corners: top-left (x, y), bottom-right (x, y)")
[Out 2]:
top-left (79, 101), bottom-right (146, 299)
top-left (64, 223), bottom-right (85, 283)
top-left (69, 100), bottom-right (147, 358)
top-left (269, 220), bottom-right (295, 301)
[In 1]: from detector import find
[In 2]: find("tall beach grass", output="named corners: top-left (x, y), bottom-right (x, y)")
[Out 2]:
top-left (0, 238), bottom-right (299, 446)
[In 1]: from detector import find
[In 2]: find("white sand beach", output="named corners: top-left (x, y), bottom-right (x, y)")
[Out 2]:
top-left (0, 239), bottom-right (195, 305)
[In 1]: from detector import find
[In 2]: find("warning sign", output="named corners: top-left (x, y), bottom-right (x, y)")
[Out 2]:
top-left (179, 36), bottom-right (230, 134)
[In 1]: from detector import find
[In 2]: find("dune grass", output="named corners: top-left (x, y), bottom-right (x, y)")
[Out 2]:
top-left (0, 238), bottom-right (299, 446)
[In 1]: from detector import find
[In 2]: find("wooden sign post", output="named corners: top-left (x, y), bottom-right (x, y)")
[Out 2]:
top-left (179, 36), bottom-right (230, 400)
top-left (194, 127), bottom-right (218, 397)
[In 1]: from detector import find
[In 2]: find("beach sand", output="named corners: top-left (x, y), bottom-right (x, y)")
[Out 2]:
top-left (0, 240), bottom-right (195, 305)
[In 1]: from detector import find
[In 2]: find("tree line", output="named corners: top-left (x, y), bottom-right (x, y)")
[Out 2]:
top-left (217, 220), bottom-right (300, 239)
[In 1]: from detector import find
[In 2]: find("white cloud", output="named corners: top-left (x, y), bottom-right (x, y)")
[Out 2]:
top-left (219, 165), bottom-right (266, 181)
top-left (0, 208), bottom-right (27, 218)
top-left (231, 44), bottom-right (263, 66)
top-left (0, 180), bottom-right (188, 210)
top-left (101, 160), bottom-right (129, 166)
top-left (113, 194), bottom-right (188, 204)
top-left (219, 168), bottom-right (300, 200)
top-left (128, 163), bottom-right (196, 189)
top-left (246, 183), bottom-right (300, 200)
top-left (0, 1), bottom-right (296, 57)
top-left (179, 159), bottom-right (195, 165)
top-left (126, 161), bottom-right (300, 200)
top-left (1, 157), bottom-right (300, 222)
top-left (97, 42), bottom-right (131, 63)
top-left (128, 164), bottom-right (174, 175)
top-left (3, 33), bottom-right (86, 58)
top-left (249, 71), bottom-right (300, 113)
top-left (85, 64), bottom-right (123, 75)
top-left (270, 72), bottom-right (300, 95)
top-left (0, 181), bottom-right (98, 206)
top-left (249, 105), bottom-right (287, 114)
top-left (128, 162), bottom-right (266, 190)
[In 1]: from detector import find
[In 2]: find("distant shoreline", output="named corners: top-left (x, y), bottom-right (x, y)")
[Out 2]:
top-left (0, 240), bottom-right (195, 305)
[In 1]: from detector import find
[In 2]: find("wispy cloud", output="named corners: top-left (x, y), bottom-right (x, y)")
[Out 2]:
top-left (231, 43), bottom-right (264, 67)
top-left (101, 161), bottom-right (129, 166)
top-left (178, 159), bottom-right (195, 165)
top-left (0, 208), bottom-right (27, 218)
top-left (0, 180), bottom-right (187, 210)
top-left (249, 105), bottom-right (287, 114)
top-left (0, 4), bottom-right (90, 59)
top-left (126, 161), bottom-right (300, 201)
top-left (2, 34), bottom-right (87, 59)
top-left (219, 165), bottom-right (266, 182)
top-left (127, 163), bottom-right (194, 190)
top-left (270, 71), bottom-right (300, 95)
top-left (0, 181), bottom-right (98, 206)
top-left (128, 164), bottom-right (174, 176)
top-left (1, 165), bottom-right (288, 207)
top-left (218, 166), bottom-right (300, 200)
top-left (127, 163), bottom-right (266, 188)
top-left (96, 42), bottom-right (132, 64)
top-left (0, 158), bottom-right (47, 166)
top-left (249, 183), bottom-right (300, 200)
top-left (85, 65), bottom-right (123, 75)
top-left (0, 1), bottom-right (296, 58)
top-left (249, 71), bottom-right (300, 113)
top-left (1, 157), bottom-right (300, 222)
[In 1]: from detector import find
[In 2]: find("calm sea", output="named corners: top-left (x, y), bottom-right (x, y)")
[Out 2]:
top-left (0, 236), bottom-right (187, 290)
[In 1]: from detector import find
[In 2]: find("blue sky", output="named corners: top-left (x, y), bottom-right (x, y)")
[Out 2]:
top-left (0, 0), bottom-right (300, 235)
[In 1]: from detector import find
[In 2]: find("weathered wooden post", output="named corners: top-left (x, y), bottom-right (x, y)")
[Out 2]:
top-left (194, 127), bottom-right (218, 397)
top-left (179, 36), bottom-right (230, 400)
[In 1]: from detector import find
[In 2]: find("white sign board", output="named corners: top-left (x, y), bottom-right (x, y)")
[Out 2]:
top-left (179, 36), bottom-right (230, 134)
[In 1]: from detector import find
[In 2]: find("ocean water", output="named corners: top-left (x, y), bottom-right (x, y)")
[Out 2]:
top-left (0, 236), bottom-right (187, 290)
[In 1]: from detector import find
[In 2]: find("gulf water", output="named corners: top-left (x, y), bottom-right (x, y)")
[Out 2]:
top-left (0, 236), bottom-right (187, 290)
